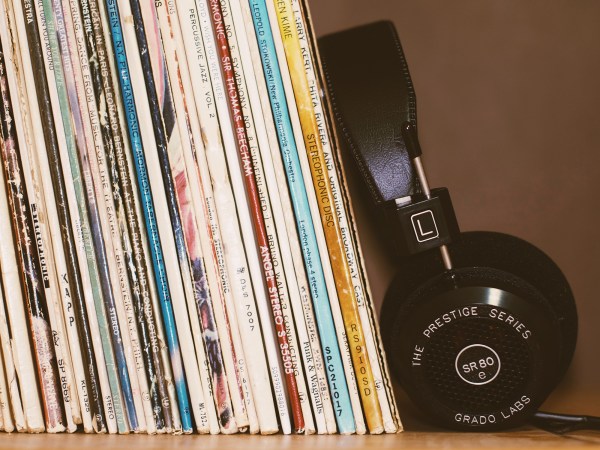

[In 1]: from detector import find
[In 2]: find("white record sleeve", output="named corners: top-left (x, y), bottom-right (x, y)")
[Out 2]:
top-left (1, 0), bottom-right (73, 432)
top-left (176, 0), bottom-right (279, 434)
top-left (237, 0), bottom-right (337, 434)
top-left (33, 0), bottom-right (118, 433)
top-left (263, 0), bottom-right (367, 434)
top-left (0, 271), bottom-right (17, 432)
top-left (223, 0), bottom-right (317, 434)
top-left (197, 0), bottom-right (292, 434)
top-left (116, 0), bottom-right (210, 433)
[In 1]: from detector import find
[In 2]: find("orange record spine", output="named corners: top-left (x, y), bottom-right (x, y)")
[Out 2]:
top-left (271, 0), bottom-right (384, 433)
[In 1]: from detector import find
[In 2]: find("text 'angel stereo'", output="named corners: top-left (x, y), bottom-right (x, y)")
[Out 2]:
top-left (318, 21), bottom-right (584, 431)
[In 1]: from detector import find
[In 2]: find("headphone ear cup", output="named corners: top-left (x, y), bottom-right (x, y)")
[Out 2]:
top-left (447, 231), bottom-right (577, 376)
top-left (382, 231), bottom-right (577, 379)
top-left (380, 231), bottom-right (577, 430)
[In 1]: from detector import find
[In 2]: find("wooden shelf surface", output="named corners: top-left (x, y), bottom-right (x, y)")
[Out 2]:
top-left (0, 384), bottom-right (597, 448)
top-left (1, 428), bottom-right (600, 450)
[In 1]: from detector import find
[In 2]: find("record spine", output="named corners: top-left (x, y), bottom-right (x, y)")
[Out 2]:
top-left (106, 0), bottom-right (194, 431)
top-left (247, 0), bottom-right (356, 434)
top-left (0, 273), bottom-right (18, 432)
top-left (128, 0), bottom-right (217, 433)
top-left (163, 1), bottom-right (256, 433)
top-left (78, 0), bottom-right (154, 432)
top-left (207, 0), bottom-right (305, 433)
top-left (152, 0), bottom-right (244, 433)
top-left (23, 0), bottom-right (101, 433)
top-left (99, 0), bottom-right (178, 432)
top-left (16, 0), bottom-right (103, 432)
top-left (190, 0), bottom-right (258, 433)
top-left (40, 0), bottom-right (121, 433)
top-left (6, 0), bottom-right (79, 432)
top-left (291, 0), bottom-right (397, 433)
top-left (134, 0), bottom-right (221, 434)
top-left (169, 3), bottom-right (259, 432)
top-left (300, 0), bottom-right (401, 430)
top-left (266, 5), bottom-right (366, 434)
top-left (86, 0), bottom-right (170, 432)
top-left (0, 39), bottom-right (66, 432)
top-left (0, 326), bottom-right (10, 432)
top-left (53, 0), bottom-right (136, 432)
top-left (176, 0), bottom-right (279, 434)
top-left (196, 0), bottom-right (292, 434)
top-left (236, 0), bottom-right (336, 433)
top-left (33, 0), bottom-right (117, 433)
top-left (221, 0), bottom-right (316, 434)
top-left (271, 0), bottom-right (384, 433)
top-left (105, 0), bottom-right (193, 432)
top-left (105, 0), bottom-right (201, 432)
top-left (63, 0), bottom-right (147, 432)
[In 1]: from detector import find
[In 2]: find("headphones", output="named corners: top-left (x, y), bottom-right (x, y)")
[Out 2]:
top-left (318, 21), bottom-right (593, 431)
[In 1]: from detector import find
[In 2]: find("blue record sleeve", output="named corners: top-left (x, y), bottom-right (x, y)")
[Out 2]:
top-left (247, 0), bottom-right (355, 433)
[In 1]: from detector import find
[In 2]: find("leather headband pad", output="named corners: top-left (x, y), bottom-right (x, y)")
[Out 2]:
top-left (319, 21), bottom-right (418, 204)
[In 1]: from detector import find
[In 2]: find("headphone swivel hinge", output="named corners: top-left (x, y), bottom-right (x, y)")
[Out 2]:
top-left (385, 187), bottom-right (460, 257)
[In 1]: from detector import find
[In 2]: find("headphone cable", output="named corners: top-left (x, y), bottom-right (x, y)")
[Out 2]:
top-left (532, 411), bottom-right (600, 434)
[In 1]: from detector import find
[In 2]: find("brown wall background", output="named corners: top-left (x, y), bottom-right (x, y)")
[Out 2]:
top-left (308, 0), bottom-right (600, 423)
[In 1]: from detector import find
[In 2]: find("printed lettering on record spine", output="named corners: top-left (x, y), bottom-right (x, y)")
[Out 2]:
top-left (21, 0), bottom-right (104, 432)
top-left (247, 0), bottom-right (356, 434)
top-left (10, 0), bottom-right (82, 432)
top-left (208, 0), bottom-right (306, 433)
top-left (0, 41), bottom-right (66, 432)
top-left (272, 0), bottom-right (384, 433)
top-left (32, 0), bottom-right (119, 433)
top-left (292, 0), bottom-right (398, 433)
top-left (102, 0), bottom-right (194, 432)
top-left (86, 0), bottom-right (171, 432)
top-left (175, 0), bottom-right (280, 434)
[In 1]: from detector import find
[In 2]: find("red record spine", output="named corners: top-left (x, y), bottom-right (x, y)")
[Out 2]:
top-left (207, 0), bottom-right (305, 433)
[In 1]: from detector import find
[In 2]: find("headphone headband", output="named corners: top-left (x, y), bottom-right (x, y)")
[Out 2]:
top-left (320, 21), bottom-right (419, 204)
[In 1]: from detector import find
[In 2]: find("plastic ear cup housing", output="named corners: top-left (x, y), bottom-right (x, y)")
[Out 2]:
top-left (381, 231), bottom-right (577, 431)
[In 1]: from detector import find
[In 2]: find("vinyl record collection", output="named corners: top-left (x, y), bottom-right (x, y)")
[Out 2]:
top-left (0, 0), bottom-right (401, 435)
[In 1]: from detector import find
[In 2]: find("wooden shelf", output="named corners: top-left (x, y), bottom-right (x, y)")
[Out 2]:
top-left (2, 389), bottom-right (599, 449)
top-left (1, 429), bottom-right (599, 450)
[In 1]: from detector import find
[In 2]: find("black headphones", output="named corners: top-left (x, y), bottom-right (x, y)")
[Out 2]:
top-left (318, 21), bottom-right (595, 432)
